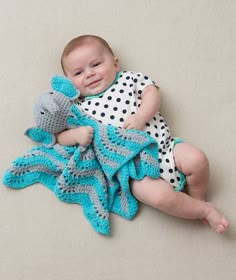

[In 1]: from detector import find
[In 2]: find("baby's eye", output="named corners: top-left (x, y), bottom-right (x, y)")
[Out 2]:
top-left (93, 62), bottom-right (101, 67)
top-left (74, 71), bottom-right (82, 76)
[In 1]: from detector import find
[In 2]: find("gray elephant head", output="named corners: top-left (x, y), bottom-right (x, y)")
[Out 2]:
top-left (33, 90), bottom-right (73, 134)
top-left (25, 75), bottom-right (80, 147)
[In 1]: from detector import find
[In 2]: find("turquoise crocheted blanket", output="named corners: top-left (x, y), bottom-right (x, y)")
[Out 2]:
top-left (3, 105), bottom-right (160, 235)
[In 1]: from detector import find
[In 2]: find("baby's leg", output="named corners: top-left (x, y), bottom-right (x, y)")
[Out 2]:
top-left (131, 177), bottom-right (229, 233)
top-left (173, 143), bottom-right (209, 201)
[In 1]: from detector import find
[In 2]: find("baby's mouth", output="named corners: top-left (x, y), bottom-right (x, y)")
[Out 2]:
top-left (87, 79), bottom-right (102, 88)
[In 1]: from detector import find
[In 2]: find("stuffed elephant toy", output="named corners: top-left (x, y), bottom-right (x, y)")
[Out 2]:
top-left (25, 75), bottom-right (80, 147)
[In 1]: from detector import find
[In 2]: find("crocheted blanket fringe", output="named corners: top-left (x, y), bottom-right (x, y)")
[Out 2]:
top-left (3, 105), bottom-right (160, 235)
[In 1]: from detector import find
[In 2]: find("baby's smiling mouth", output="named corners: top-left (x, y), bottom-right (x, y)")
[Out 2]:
top-left (87, 79), bottom-right (102, 88)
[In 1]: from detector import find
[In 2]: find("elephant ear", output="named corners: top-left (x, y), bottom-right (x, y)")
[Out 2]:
top-left (51, 75), bottom-right (80, 100)
top-left (24, 127), bottom-right (56, 148)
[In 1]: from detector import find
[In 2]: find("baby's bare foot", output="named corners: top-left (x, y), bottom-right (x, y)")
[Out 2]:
top-left (204, 202), bottom-right (229, 233)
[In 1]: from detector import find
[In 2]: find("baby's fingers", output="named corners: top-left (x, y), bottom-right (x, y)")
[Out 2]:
top-left (123, 119), bottom-right (132, 129)
top-left (86, 126), bottom-right (94, 134)
top-left (124, 124), bottom-right (135, 130)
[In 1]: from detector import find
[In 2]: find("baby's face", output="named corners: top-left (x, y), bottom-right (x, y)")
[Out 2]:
top-left (63, 42), bottom-right (119, 97)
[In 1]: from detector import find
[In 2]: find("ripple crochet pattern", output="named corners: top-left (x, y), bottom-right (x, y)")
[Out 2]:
top-left (3, 105), bottom-right (160, 235)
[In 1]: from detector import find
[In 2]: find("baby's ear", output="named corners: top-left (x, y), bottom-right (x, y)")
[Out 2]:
top-left (24, 127), bottom-right (56, 148)
top-left (51, 75), bottom-right (80, 100)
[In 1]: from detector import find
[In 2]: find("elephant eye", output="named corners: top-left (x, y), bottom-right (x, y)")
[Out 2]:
top-left (49, 92), bottom-right (54, 95)
top-left (40, 111), bottom-right (45, 115)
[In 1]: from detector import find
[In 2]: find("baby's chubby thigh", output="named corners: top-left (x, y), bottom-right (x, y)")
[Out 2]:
top-left (173, 142), bottom-right (209, 177)
top-left (172, 142), bottom-right (210, 200)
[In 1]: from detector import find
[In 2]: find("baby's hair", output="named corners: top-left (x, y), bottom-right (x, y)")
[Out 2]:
top-left (61, 35), bottom-right (114, 74)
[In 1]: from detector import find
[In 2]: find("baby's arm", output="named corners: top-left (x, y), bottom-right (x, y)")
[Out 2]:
top-left (56, 126), bottom-right (94, 146)
top-left (123, 85), bottom-right (161, 130)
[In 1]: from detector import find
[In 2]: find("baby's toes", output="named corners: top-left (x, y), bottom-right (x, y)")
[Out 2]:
top-left (223, 220), bottom-right (229, 230)
top-left (216, 225), bottom-right (226, 233)
top-left (217, 221), bottom-right (229, 233)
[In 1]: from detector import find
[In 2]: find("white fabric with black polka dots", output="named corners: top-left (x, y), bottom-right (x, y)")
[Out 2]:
top-left (77, 71), bottom-right (185, 190)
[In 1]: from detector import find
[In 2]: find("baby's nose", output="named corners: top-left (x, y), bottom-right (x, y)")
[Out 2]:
top-left (86, 69), bottom-right (95, 78)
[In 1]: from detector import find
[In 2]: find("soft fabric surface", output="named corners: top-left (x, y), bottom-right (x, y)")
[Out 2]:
top-left (3, 105), bottom-right (161, 235)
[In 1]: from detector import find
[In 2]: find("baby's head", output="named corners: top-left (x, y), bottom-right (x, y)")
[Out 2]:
top-left (61, 35), bottom-right (120, 98)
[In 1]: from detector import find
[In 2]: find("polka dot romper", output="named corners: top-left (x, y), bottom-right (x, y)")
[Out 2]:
top-left (78, 71), bottom-right (186, 191)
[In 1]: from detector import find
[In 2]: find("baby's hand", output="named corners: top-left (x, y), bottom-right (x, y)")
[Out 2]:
top-left (123, 114), bottom-right (146, 130)
top-left (74, 126), bottom-right (94, 146)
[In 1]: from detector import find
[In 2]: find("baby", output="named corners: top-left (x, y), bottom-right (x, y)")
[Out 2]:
top-left (57, 34), bottom-right (229, 233)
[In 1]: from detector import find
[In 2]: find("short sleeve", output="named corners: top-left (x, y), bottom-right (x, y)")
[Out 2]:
top-left (131, 72), bottom-right (158, 96)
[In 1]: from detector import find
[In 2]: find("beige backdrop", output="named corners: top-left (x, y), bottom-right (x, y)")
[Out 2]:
top-left (0, 0), bottom-right (235, 279)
